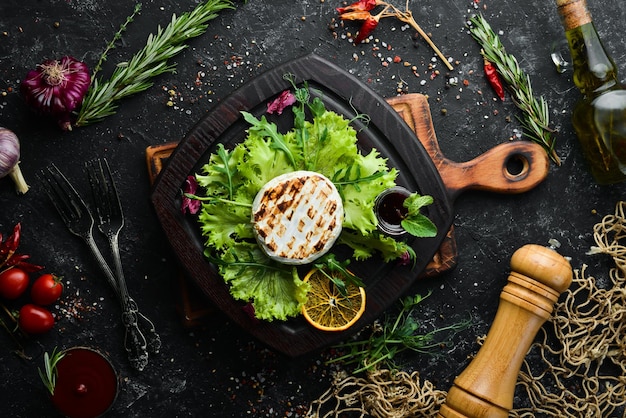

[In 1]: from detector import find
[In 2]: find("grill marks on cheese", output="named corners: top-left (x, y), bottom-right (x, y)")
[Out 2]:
top-left (252, 171), bottom-right (343, 265)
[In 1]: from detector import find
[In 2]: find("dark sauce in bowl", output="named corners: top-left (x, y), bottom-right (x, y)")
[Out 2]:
top-left (51, 347), bottom-right (118, 418)
top-left (374, 186), bottom-right (411, 236)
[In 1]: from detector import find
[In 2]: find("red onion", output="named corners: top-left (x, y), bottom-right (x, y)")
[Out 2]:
top-left (0, 127), bottom-right (29, 194)
top-left (20, 56), bottom-right (91, 131)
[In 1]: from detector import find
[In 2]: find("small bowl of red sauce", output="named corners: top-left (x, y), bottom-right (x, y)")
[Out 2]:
top-left (51, 347), bottom-right (119, 418)
top-left (374, 186), bottom-right (411, 236)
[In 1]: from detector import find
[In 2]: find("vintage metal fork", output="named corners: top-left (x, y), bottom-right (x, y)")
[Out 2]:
top-left (85, 159), bottom-right (161, 356)
top-left (39, 163), bottom-right (151, 371)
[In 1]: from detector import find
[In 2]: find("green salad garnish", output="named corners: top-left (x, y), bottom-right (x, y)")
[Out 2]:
top-left (189, 78), bottom-right (429, 321)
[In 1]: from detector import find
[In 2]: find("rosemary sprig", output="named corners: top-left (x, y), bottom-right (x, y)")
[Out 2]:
top-left (75, 0), bottom-right (233, 127)
top-left (91, 3), bottom-right (143, 81)
top-left (38, 347), bottom-right (65, 396)
top-left (469, 14), bottom-right (561, 165)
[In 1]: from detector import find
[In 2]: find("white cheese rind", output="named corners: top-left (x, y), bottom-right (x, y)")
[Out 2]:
top-left (251, 171), bottom-right (343, 265)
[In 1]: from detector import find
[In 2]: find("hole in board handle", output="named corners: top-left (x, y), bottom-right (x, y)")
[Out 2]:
top-left (504, 154), bottom-right (530, 179)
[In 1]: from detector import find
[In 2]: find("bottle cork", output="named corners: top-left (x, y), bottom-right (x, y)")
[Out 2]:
top-left (556, 0), bottom-right (592, 30)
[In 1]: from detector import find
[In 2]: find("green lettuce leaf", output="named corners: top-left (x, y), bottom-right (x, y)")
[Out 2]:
top-left (197, 202), bottom-right (252, 250)
top-left (217, 243), bottom-right (309, 321)
top-left (236, 130), bottom-right (294, 193)
top-left (338, 229), bottom-right (411, 262)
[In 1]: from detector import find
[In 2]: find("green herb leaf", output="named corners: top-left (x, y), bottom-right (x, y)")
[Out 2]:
top-left (39, 348), bottom-right (65, 396)
top-left (401, 216), bottom-right (437, 238)
top-left (91, 3), bottom-right (142, 81)
top-left (399, 193), bottom-right (437, 238)
top-left (242, 112), bottom-right (298, 168)
top-left (338, 229), bottom-right (410, 262)
top-left (313, 254), bottom-right (365, 298)
top-left (328, 292), bottom-right (472, 373)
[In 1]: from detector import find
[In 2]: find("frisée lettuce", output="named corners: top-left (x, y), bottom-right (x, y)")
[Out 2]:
top-left (192, 83), bottom-right (418, 321)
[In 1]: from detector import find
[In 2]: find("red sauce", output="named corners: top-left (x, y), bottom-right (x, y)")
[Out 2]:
top-left (375, 187), bottom-right (410, 235)
top-left (377, 191), bottom-right (409, 225)
top-left (51, 347), bottom-right (118, 418)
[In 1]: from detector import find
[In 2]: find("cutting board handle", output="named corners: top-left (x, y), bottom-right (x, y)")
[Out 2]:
top-left (387, 94), bottom-right (550, 202)
top-left (436, 141), bottom-right (550, 201)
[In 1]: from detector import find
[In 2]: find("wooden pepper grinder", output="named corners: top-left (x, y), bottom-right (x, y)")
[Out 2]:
top-left (437, 244), bottom-right (573, 418)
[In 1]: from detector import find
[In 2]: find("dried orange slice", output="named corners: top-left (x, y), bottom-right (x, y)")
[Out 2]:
top-left (301, 268), bottom-right (366, 332)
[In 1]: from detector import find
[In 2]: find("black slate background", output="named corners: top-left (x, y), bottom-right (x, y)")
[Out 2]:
top-left (0, 0), bottom-right (625, 416)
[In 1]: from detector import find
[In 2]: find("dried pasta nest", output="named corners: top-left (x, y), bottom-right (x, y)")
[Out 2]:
top-left (306, 369), bottom-right (446, 418)
top-left (308, 201), bottom-right (626, 417)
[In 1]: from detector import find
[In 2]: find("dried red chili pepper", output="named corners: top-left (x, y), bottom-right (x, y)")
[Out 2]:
top-left (0, 223), bottom-right (44, 273)
top-left (339, 10), bottom-right (372, 21)
top-left (338, 10), bottom-right (371, 21)
top-left (354, 14), bottom-right (380, 44)
top-left (4, 253), bottom-right (44, 273)
top-left (483, 58), bottom-right (505, 101)
top-left (336, 0), bottom-right (377, 14)
top-left (0, 223), bottom-right (20, 266)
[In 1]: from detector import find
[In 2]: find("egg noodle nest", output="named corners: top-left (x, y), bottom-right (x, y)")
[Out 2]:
top-left (307, 201), bottom-right (626, 417)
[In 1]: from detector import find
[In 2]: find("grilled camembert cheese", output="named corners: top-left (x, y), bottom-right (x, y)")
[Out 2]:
top-left (252, 171), bottom-right (343, 265)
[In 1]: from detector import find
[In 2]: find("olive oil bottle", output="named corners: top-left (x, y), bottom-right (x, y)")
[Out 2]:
top-left (556, 0), bottom-right (626, 184)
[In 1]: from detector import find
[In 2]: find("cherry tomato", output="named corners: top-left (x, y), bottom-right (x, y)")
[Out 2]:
top-left (18, 304), bottom-right (55, 334)
top-left (0, 267), bottom-right (30, 299)
top-left (31, 273), bottom-right (63, 305)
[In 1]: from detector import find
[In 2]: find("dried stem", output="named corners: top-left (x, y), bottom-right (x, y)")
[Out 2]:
top-left (382, 1), bottom-right (453, 71)
top-left (0, 302), bottom-right (30, 360)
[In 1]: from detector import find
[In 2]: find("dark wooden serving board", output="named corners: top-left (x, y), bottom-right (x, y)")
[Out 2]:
top-left (149, 52), bottom-right (547, 357)
top-left (146, 93), bottom-right (547, 328)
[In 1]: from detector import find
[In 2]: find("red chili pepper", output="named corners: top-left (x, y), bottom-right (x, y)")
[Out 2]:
top-left (338, 10), bottom-right (372, 21)
top-left (3, 254), bottom-right (44, 273)
top-left (484, 59), bottom-right (505, 101)
top-left (0, 223), bottom-right (20, 266)
top-left (354, 14), bottom-right (380, 44)
top-left (0, 224), bottom-right (44, 273)
top-left (336, 0), bottom-right (377, 14)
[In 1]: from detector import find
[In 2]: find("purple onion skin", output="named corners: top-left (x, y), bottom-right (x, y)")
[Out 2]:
top-left (20, 56), bottom-right (91, 131)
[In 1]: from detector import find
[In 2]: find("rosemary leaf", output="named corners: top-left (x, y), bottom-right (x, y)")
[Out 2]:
top-left (76, 0), bottom-right (234, 127)
top-left (469, 14), bottom-right (561, 165)
top-left (38, 348), bottom-right (65, 396)
top-left (91, 3), bottom-right (142, 81)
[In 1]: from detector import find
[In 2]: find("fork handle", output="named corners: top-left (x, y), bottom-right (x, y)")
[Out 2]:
top-left (130, 296), bottom-right (161, 354)
top-left (85, 235), bottom-right (151, 370)
top-left (108, 235), bottom-right (161, 355)
top-left (121, 298), bottom-right (149, 372)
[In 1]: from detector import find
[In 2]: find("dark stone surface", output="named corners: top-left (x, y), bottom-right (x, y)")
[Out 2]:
top-left (0, 0), bottom-right (624, 416)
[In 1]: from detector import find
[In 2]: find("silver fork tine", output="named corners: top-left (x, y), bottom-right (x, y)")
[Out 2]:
top-left (39, 164), bottom-right (94, 236)
top-left (87, 159), bottom-right (122, 230)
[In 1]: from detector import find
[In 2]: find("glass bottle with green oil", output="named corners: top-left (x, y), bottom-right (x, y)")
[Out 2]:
top-left (556, 0), bottom-right (626, 184)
